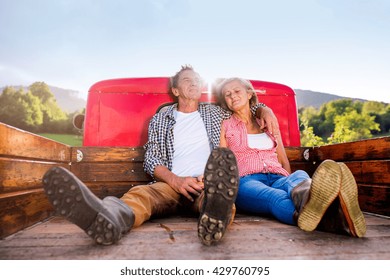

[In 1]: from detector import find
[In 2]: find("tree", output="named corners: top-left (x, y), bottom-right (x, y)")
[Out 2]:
top-left (21, 91), bottom-right (43, 130)
top-left (298, 98), bottom-right (388, 146)
top-left (29, 82), bottom-right (53, 103)
top-left (0, 87), bottom-right (43, 131)
top-left (362, 101), bottom-right (387, 115)
top-left (0, 83), bottom-right (71, 133)
top-left (362, 101), bottom-right (388, 136)
top-left (298, 106), bottom-right (323, 136)
top-left (0, 87), bottom-right (26, 128)
top-left (377, 105), bottom-right (390, 135)
top-left (327, 109), bottom-right (380, 143)
top-left (317, 99), bottom-right (357, 138)
top-left (28, 82), bottom-right (67, 132)
top-left (300, 120), bottom-right (325, 147)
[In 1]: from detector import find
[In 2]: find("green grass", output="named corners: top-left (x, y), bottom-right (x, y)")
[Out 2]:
top-left (39, 133), bottom-right (83, 146)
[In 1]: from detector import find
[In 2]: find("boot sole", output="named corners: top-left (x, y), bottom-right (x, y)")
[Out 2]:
top-left (338, 163), bottom-right (366, 237)
top-left (42, 166), bottom-right (120, 245)
top-left (198, 148), bottom-right (239, 246)
top-left (298, 160), bottom-right (341, 231)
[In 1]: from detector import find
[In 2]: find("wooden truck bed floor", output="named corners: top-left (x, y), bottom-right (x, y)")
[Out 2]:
top-left (1, 213), bottom-right (390, 260)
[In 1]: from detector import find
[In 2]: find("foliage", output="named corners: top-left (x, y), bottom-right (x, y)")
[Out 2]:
top-left (299, 99), bottom-right (389, 146)
top-left (328, 109), bottom-right (380, 144)
top-left (0, 87), bottom-right (42, 131)
top-left (300, 120), bottom-right (325, 147)
top-left (0, 83), bottom-right (83, 134)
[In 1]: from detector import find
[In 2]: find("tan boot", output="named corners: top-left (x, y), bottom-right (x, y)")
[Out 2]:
top-left (338, 162), bottom-right (366, 237)
top-left (295, 160), bottom-right (342, 232)
top-left (198, 147), bottom-right (239, 246)
top-left (43, 166), bottom-right (135, 245)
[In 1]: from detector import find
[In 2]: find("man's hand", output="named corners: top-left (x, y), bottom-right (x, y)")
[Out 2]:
top-left (154, 165), bottom-right (204, 202)
top-left (256, 106), bottom-right (280, 136)
top-left (171, 175), bottom-right (204, 202)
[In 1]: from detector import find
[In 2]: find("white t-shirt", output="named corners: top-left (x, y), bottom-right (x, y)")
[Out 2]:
top-left (247, 133), bottom-right (275, 150)
top-left (171, 110), bottom-right (211, 177)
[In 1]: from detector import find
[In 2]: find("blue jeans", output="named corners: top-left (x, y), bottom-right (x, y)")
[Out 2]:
top-left (236, 170), bottom-right (310, 225)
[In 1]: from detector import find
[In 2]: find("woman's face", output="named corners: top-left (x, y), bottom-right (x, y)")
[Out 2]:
top-left (222, 80), bottom-right (252, 112)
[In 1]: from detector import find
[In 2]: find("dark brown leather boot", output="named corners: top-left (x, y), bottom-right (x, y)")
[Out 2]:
top-left (43, 166), bottom-right (135, 245)
top-left (291, 179), bottom-right (311, 222)
top-left (317, 164), bottom-right (366, 237)
top-left (198, 147), bottom-right (239, 246)
top-left (317, 197), bottom-right (351, 235)
top-left (293, 160), bottom-right (342, 232)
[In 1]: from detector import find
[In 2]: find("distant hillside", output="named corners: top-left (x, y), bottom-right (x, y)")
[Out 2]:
top-left (294, 89), bottom-right (367, 109)
top-left (0, 85), bottom-right (86, 113)
top-left (48, 86), bottom-right (86, 113)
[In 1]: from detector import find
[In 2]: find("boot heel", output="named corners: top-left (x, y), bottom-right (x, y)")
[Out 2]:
top-left (86, 213), bottom-right (121, 245)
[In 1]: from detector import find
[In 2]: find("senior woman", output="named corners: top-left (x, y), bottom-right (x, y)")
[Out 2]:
top-left (216, 77), bottom-right (366, 237)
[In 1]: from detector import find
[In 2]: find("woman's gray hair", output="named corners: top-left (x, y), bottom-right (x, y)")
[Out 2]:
top-left (215, 77), bottom-right (258, 110)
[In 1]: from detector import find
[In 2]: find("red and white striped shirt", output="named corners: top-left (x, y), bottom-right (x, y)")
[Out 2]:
top-left (222, 115), bottom-right (290, 177)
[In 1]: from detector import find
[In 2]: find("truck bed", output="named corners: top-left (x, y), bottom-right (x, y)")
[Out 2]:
top-left (1, 213), bottom-right (390, 260)
top-left (0, 122), bottom-right (389, 260)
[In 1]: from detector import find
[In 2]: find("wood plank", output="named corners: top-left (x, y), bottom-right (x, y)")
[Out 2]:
top-left (309, 136), bottom-right (390, 162)
top-left (0, 189), bottom-right (52, 239)
top-left (1, 214), bottom-right (389, 260)
top-left (345, 160), bottom-right (390, 184)
top-left (70, 146), bottom-right (144, 162)
top-left (0, 122), bottom-right (71, 161)
top-left (73, 146), bottom-right (309, 163)
top-left (359, 184), bottom-right (390, 216)
top-left (70, 162), bottom-right (152, 182)
top-left (291, 160), bottom-right (389, 185)
top-left (0, 158), bottom-right (68, 193)
top-left (285, 147), bottom-right (307, 162)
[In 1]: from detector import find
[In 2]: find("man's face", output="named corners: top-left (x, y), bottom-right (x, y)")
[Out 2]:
top-left (172, 69), bottom-right (202, 101)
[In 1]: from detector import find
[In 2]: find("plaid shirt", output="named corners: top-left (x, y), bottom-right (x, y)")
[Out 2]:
top-left (143, 103), bottom-right (229, 178)
top-left (143, 102), bottom-right (265, 178)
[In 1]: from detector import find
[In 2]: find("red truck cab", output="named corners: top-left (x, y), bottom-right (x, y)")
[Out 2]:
top-left (81, 77), bottom-right (300, 147)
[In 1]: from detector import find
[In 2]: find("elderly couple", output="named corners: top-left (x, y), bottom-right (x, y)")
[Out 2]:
top-left (42, 65), bottom-right (366, 246)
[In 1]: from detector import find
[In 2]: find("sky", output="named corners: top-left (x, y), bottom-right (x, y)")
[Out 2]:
top-left (0, 0), bottom-right (389, 103)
